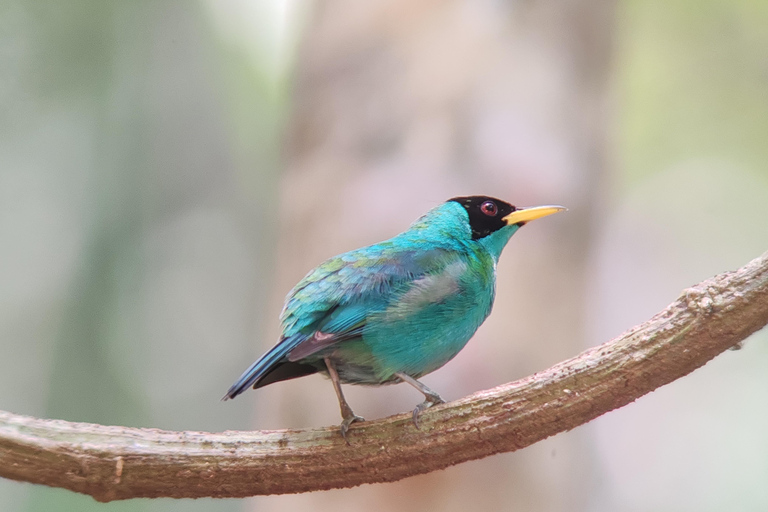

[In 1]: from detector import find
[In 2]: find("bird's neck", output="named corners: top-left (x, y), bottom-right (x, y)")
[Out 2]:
top-left (477, 224), bottom-right (519, 262)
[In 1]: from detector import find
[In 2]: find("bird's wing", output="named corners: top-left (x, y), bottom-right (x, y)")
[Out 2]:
top-left (281, 244), bottom-right (458, 355)
top-left (222, 245), bottom-right (458, 399)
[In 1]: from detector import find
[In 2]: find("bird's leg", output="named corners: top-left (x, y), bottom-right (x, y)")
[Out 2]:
top-left (324, 357), bottom-right (364, 443)
top-left (395, 372), bottom-right (446, 429)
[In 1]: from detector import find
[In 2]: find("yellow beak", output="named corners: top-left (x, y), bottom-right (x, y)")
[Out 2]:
top-left (502, 205), bottom-right (567, 225)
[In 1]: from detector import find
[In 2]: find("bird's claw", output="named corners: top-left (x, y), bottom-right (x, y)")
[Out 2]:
top-left (340, 414), bottom-right (365, 444)
top-left (411, 395), bottom-right (445, 429)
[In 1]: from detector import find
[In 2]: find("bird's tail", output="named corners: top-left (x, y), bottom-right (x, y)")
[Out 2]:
top-left (222, 337), bottom-right (300, 400)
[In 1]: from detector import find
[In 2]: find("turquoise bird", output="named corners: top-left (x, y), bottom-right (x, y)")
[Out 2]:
top-left (224, 196), bottom-right (564, 440)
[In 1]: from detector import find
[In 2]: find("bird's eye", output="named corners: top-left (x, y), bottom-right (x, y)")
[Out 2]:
top-left (480, 201), bottom-right (498, 216)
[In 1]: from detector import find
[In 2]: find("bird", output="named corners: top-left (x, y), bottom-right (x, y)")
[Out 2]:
top-left (223, 196), bottom-right (565, 441)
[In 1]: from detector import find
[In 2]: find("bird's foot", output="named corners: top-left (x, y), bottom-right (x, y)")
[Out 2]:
top-left (340, 413), bottom-right (365, 444)
top-left (411, 394), bottom-right (445, 429)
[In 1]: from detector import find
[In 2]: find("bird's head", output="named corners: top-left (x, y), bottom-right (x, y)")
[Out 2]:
top-left (450, 196), bottom-right (565, 238)
top-left (407, 196), bottom-right (565, 259)
top-left (445, 196), bottom-right (565, 259)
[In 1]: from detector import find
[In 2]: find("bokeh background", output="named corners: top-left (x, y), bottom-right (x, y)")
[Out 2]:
top-left (1, 0), bottom-right (767, 511)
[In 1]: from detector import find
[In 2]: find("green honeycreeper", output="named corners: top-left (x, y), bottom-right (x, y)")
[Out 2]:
top-left (224, 196), bottom-right (564, 440)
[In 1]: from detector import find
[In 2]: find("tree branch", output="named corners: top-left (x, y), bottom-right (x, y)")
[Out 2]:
top-left (2, 251), bottom-right (767, 502)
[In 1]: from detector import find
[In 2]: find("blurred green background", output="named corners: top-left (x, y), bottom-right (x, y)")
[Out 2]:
top-left (0, 1), bottom-right (766, 512)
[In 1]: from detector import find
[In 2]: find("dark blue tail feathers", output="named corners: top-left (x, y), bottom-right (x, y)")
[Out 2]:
top-left (222, 336), bottom-right (303, 400)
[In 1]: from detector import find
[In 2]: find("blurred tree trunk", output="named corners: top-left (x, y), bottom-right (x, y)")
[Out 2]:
top-left (255, 0), bottom-right (615, 511)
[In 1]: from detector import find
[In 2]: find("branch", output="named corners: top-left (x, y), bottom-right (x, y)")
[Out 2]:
top-left (2, 251), bottom-right (767, 502)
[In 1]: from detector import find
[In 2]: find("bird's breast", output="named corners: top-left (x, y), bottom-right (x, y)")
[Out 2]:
top-left (357, 253), bottom-right (496, 380)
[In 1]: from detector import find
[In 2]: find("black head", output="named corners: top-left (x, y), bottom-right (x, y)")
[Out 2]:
top-left (450, 196), bottom-right (517, 240)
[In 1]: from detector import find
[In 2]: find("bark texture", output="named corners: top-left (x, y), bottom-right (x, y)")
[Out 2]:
top-left (1, 250), bottom-right (766, 502)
